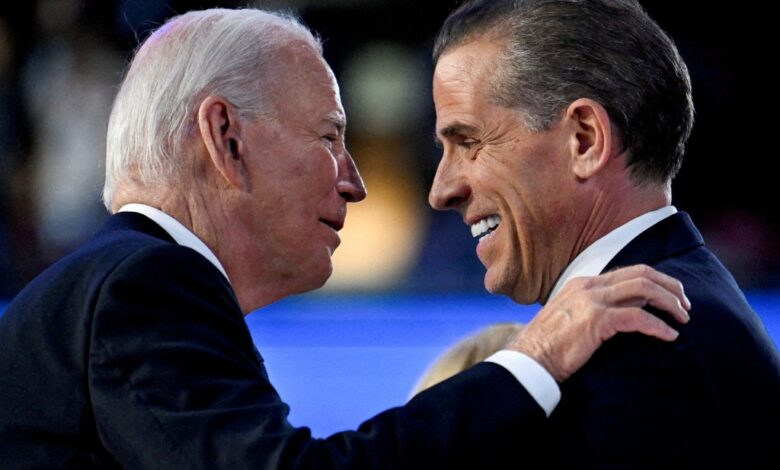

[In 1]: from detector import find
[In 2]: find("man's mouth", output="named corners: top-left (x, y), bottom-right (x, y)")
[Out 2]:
top-left (470, 214), bottom-right (501, 243)
top-left (320, 218), bottom-right (344, 231)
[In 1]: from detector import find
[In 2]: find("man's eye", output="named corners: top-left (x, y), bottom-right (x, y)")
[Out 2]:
top-left (323, 135), bottom-right (338, 144)
top-left (458, 139), bottom-right (478, 149)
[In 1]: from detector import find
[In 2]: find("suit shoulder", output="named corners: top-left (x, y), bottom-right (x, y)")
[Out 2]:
top-left (98, 241), bottom-right (233, 307)
top-left (3, 229), bottom-right (229, 327)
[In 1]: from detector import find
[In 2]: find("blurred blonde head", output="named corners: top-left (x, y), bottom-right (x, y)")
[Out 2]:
top-left (412, 322), bottom-right (523, 396)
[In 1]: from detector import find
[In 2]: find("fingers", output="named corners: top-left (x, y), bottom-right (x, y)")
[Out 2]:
top-left (626, 265), bottom-right (691, 310)
top-left (605, 307), bottom-right (681, 342)
top-left (580, 265), bottom-right (691, 325)
top-left (591, 266), bottom-right (691, 342)
top-left (601, 276), bottom-right (690, 325)
top-left (510, 264), bottom-right (690, 383)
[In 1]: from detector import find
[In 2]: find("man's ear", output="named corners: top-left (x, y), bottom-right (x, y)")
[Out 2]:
top-left (563, 98), bottom-right (616, 180)
top-left (197, 95), bottom-right (248, 189)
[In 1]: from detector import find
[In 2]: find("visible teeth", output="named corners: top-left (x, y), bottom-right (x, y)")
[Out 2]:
top-left (470, 219), bottom-right (486, 238)
top-left (470, 214), bottom-right (501, 238)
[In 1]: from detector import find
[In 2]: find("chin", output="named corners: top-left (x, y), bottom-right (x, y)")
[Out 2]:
top-left (307, 260), bottom-right (334, 291)
top-left (483, 271), bottom-right (511, 298)
top-left (485, 268), bottom-right (535, 305)
top-left (485, 283), bottom-right (522, 304)
top-left (311, 271), bottom-right (331, 290)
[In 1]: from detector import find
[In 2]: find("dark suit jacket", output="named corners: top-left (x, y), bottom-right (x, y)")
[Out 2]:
top-left (0, 212), bottom-right (544, 469)
top-left (540, 212), bottom-right (780, 468)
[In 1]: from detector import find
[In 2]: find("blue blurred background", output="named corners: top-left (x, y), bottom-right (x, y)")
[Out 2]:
top-left (0, 0), bottom-right (777, 436)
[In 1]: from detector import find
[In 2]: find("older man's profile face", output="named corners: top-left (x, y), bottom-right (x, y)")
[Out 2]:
top-left (429, 38), bottom-right (580, 304)
top-left (237, 40), bottom-right (366, 294)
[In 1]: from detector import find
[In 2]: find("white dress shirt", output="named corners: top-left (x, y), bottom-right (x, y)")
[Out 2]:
top-left (485, 205), bottom-right (677, 417)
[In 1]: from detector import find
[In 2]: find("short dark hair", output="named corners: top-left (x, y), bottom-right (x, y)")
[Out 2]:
top-left (434, 0), bottom-right (694, 184)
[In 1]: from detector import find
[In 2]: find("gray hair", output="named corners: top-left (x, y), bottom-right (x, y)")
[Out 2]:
top-left (433, 0), bottom-right (694, 184)
top-left (103, 8), bottom-right (321, 208)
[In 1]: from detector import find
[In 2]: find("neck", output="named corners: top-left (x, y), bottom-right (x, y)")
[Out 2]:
top-left (114, 182), bottom-right (286, 315)
top-left (571, 180), bottom-right (670, 267)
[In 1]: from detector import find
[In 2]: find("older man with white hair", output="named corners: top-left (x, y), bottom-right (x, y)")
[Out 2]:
top-left (0, 8), bottom-right (690, 468)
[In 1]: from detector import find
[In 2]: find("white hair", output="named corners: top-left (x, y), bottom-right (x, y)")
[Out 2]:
top-left (103, 8), bottom-right (321, 209)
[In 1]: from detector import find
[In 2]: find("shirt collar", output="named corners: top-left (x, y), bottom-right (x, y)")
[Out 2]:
top-left (117, 203), bottom-right (230, 284)
top-left (547, 205), bottom-right (677, 301)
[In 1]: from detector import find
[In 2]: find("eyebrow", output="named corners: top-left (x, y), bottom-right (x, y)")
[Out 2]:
top-left (439, 122), bottom-right (480, 137)
top-left (433, 122), bottom-right (480, 146)
top-left (323, 112), bottom-right (346, 133)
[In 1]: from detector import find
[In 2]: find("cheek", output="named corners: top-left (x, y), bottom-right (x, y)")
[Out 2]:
top-left (474, 152), bottom-right (529, 207)
top-left (475, 153), bottom-right (548, 248)
top-left (307, 151), bottom-right (340, 194)
top-left (281, 148), bottom-right (338, 195)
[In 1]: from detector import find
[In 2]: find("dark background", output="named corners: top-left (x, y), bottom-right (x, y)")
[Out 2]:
top-left (0, 0), bottom-right (776, 300)
top-left (0, 0), bottom-right (777, 438)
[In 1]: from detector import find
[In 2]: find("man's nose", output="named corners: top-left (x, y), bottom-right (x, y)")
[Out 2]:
top-left (336, 150), bottom-right (367, 203)
top-left (428, 155), bottom-right (470, 210)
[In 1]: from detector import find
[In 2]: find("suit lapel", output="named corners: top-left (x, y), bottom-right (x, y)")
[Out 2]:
top-left (602, 212), bottom-right (705, 273)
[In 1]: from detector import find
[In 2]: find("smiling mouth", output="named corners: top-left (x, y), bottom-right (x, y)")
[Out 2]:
top-left (470, 214), bottom-right (501, 243)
